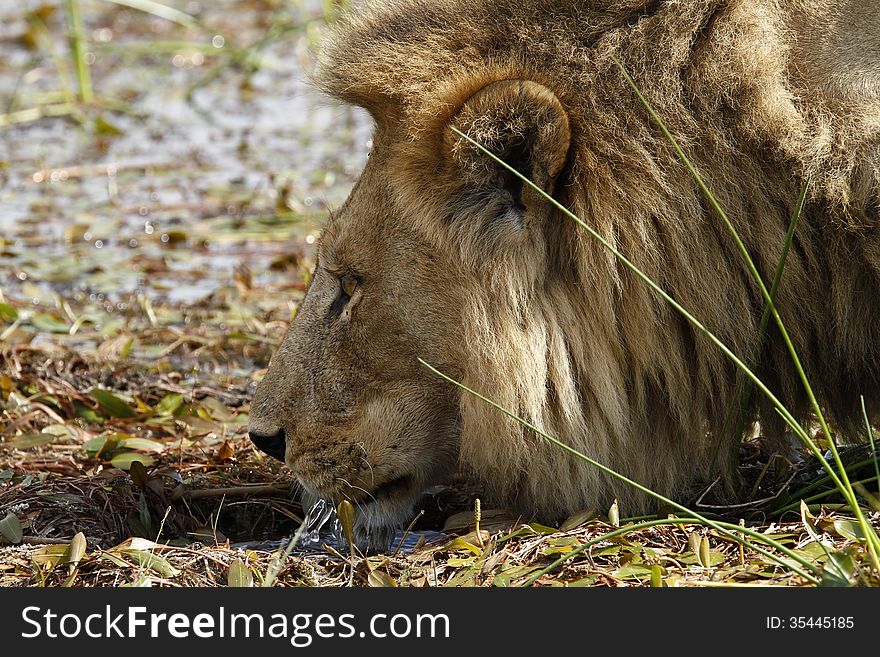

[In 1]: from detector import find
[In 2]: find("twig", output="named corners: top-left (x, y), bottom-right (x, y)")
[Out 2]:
top-left (3, 536), bottom-right (76, 546)
top-left (171, 484), bottom-right (290, 502)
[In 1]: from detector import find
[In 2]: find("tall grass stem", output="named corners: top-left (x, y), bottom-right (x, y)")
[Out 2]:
top-left (65, 0), bottom-right (94, 104)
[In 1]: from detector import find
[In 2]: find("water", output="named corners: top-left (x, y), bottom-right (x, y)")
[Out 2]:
top-left (231, 498), bottom-right (447, 556)
top-left (298, 497), bottom-right (345, 551)
top-left (0, 0), bottom-right (372, 306)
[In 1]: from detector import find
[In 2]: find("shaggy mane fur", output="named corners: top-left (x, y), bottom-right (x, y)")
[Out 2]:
top-left (307, 0), bottom-right (880, 516)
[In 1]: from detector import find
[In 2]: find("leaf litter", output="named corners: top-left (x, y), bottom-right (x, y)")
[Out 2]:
top-left (1, 0), bottom-right (878, 587)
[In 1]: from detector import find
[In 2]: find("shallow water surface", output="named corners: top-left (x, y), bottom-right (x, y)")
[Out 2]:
top-left (0, 0), bottom-right (371, 308)
top-left (232, 498), bottom-right (447, 556)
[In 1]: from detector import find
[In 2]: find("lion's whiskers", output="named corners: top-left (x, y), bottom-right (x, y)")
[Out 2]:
top-left (336, 477), bottom-right (376, 504)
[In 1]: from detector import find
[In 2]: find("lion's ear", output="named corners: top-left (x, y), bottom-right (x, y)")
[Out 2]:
top-left (443, 80), bottom-right (570, 225)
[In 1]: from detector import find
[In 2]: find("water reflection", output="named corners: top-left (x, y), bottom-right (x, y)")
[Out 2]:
top-left (232, 498), bottom-right (447, 556)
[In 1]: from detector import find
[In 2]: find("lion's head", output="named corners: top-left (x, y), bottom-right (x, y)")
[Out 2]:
top-left (249, 78), bottom-right (574, 548)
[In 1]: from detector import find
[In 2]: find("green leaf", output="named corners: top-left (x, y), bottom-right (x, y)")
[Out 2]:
top-left (522, 522), bottom-right (558, 535)
top-left (198, 396), bottom-right (233, 421)
top-left (337, 500), bottom-right (355, 548)
top-left (492, 565), bottom-right (542, 587)
top-left (105, 538), bottom-right (180, 577)
top-left (607, 499), bottom-right (620, 526)
top-left (699, 536), bottom-right (711, 568)
top-left (0, 303), bottom-right (18, 323)
top-left (820, 552), bottom-right (854, 587)
top-left (612, 563), bottom-right (655, 581)
top-left (94, 115), bottom-right (123, 136)
top-left (32, 394), bottom-right (60, 408)
top-left (444, 537), bottom-right (483, 554)
top-left (800, 501), bottom-right (822, 542)
top-left (446, 556), bottom-right (478, 567)
top-left (75, 402), bottom-right (104, 423)
top-left (830, 519), bottom-right (866, 543)
top-left (112, 550), bottom-right (180, 578)
top-left (30, 313), bottom-right (69, 333)
top-left (41, 424), bottom-right (73, 438)
top-left (84, 434), bottom-right (121, 457)
top-left (228, 559), bottom-right (254, 587)
top-left (559, 507), bottom-right (597, 531)
top-left (650, 564), bottom-right (664, 587)
top-left (540, 536), bottom-right (581, 556)
top-left (679, 551), bottom-right (726, 567)
top-left (6, 433), bottom-right (55, 449)
top-left (789, 541), bottom-right (828, 564)
top-left (118, 437), bottom-right (167, 453)
top-left (91, 388), bottom-right (138, 418)
top-left (0, 512), bottom-right (23, 544)
top-left (110, 452), bottom-right (155, 470)
top-left (155, 392), bottom-right (185, 416)
top-left (32, 544), bottom-right (70, 567)
top-left (593, 545), bottom-right (622, 558)
top-left (119, 337), bottom-right (134, 359)
top-left (444, 569), bottom-right (480, 587)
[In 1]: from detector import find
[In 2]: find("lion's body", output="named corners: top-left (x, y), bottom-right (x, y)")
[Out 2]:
top-left (250, 0), bottom-right (880, 542)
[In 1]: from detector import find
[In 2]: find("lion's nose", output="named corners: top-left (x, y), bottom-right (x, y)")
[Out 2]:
top-left (248, 428), bottom-right (287, 461)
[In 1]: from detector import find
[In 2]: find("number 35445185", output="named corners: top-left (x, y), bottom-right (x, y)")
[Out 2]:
top-left (766, 617), bottom-right (854, 629)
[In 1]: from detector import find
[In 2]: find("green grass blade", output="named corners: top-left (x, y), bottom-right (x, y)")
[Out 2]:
top-left (719, 181), bottom-right (808, 457)
top-left (100, 0), bottom-right (200, 30)
top-left (778, 456), bottom-right (880, 512)
top-left (65, 0), bottom-right (93, 104)
top-left (861, 396), bottom-right (880, 495)
top-left (261, 517), bottom-right (306, 588)
top-left (775, 476), bottom-right (880, 515)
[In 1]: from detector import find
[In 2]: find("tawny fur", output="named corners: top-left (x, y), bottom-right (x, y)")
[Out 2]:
top-left (250, 0), bottom-right (880, 536)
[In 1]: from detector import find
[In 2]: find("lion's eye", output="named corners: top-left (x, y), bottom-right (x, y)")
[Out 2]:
top-left (340, 274), bottom-right (359, 297)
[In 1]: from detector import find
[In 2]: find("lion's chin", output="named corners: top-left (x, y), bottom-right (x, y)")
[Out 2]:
top-left (352, 499), bottom-right (422, 552)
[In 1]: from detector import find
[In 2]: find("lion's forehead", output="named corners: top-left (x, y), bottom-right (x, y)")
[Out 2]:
top-left (321, 178), bottom-right (451, 284)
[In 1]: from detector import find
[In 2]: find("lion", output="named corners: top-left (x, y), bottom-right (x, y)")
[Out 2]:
top-left (248, 0), bottom-right (880, 549)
